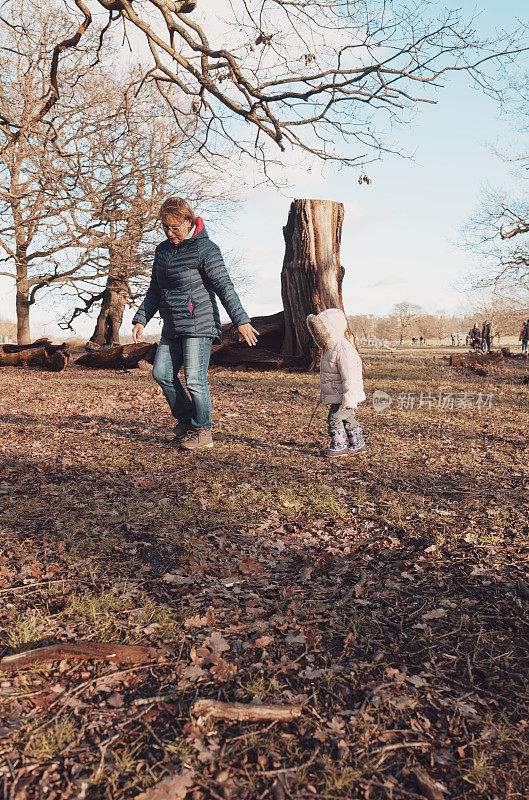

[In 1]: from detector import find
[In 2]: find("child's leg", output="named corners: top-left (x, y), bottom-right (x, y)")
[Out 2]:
top-left (327, 404), bottom-right (345, 432)
top-left (342, 409), bottom-right (360, 433)
top-left (324, 404), bottom-right (348, 457)
top-left (340, 408), bottom-right (366, 453)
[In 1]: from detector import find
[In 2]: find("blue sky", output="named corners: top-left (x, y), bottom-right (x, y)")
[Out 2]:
top-left (2, 0), bottom-right (529, 338)
top-left (211, 0), bottom-right (529, 321)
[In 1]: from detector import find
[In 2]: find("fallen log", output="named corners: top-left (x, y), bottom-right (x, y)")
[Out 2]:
top-left (191, 699), bottom-right (303, 723)
top-left (210, 311), bottom-right (306, 369)
top-left (0, 341), bottom-right (70, 372)
top-left (1, 337), bottom-right (52, 353)
top-left (450, 351), bottom-right (503, 368)
top-left (0, 641), bottom-right (155, 671)
top-left (75, 342), bottom-right (157, 369)
top-left (211, 312), bottom-right (283, 358)
top-left (211, 346), bottom-right (286, 369)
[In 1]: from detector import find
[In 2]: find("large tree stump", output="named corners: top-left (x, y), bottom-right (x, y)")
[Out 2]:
top-left (0, 340), bottom-right (69, 372)
top-left (210, 199), bottom-right (350, 370)
top-left (75, 342), bottom-right (157, 369)
top-left (281, 199), bottom-right (347, 366)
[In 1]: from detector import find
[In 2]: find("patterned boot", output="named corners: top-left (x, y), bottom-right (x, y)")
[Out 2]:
top-left (323, 428), bottom-right (348, 458)
top-left (347, 427), bottom-right (366, 454)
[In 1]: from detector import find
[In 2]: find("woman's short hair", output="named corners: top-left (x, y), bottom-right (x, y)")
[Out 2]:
top-left (160, 197), bottom-right (196, 225)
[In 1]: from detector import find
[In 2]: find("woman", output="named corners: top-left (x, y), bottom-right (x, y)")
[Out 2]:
top-left (132, 197), bottom-right (258, 451)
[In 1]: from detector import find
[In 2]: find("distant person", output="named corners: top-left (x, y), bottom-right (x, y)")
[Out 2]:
top-left (520, 319), bottom-right (529, 354)
top-left (481, 320), bottom-right (493, 353)
top-left (412, 336), bottom-right (417, 344)
top-left (419, 336), bottom-right (424, 345)
top-left (457, 332), bottom-right (463, 346)
top-left (306, 309), bottom-right (366, 458)
top-left (132, 196), bottom-right (259, 451)
top-left (451, 332), bottom-right (456, 346)
top-left (469, 323), bottom-right (481, 350)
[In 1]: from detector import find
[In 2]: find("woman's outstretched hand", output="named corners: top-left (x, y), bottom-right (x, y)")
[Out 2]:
top-left (132, 323), bottom-right (144, 344)
top-left (238, 323), bottom-right (259, 347)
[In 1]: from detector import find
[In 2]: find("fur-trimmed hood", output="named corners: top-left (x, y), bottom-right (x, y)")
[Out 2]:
top-left (306, 308), bottom-right (365, 409)
top-left (307, 308), bottom-right (348, 350)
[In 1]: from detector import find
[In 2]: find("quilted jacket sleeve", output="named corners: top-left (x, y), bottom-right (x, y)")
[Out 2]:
top-left (132, 252), bottom-right (161, 327)
top-left (337, 342), bottom-right (366, 409)
top-left (201, 241), bottom-right (251, 327)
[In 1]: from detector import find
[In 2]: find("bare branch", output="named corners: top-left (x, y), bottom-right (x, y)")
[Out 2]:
top-left (18, 1), bottom-right (529, 168)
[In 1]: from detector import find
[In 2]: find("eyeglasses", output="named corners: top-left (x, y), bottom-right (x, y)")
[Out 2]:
top-left (161, 220), bottom-right (188, 232)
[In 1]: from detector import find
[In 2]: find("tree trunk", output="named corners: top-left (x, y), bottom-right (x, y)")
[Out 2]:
top-left (15, 253), bottom-right (31, 345)
top-left (281, 199), bottom-right (346, 366)
top-left (15, 291), bottom-right (31, 345)
top-left (90, 273), bottom-right (129, 347)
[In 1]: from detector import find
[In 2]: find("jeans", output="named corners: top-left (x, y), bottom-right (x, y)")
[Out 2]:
top-left (327, 403), bottom-right (360, 433)
top-left (523, 339), bottom-right (529, 354)
top-left (152, 336), bottom-right (213, 430)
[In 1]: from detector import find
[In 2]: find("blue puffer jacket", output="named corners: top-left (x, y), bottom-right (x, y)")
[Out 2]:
top-left (132, 219), bottom-right (250, 341)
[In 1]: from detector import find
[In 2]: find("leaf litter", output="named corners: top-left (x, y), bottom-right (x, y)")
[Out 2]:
top-left (0, 358), bottom-right (528, 799)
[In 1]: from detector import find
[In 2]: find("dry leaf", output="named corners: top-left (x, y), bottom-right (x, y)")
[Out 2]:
top-left (422, 608), bottom-right (447, 621)
top-left (136, 769), bottom-right (195, 800)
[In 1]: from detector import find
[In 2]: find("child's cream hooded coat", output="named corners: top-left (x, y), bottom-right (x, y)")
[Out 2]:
top-left (307, 308), bottom-right (366, 409)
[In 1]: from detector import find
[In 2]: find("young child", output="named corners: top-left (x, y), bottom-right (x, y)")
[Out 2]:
top-left (307, 308), bottom-right (366, 458)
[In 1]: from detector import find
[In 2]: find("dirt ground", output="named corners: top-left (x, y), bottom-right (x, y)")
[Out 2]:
top-left (0, 350), bottom-right (528, 800)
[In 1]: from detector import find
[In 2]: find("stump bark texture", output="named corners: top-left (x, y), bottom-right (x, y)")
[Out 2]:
top-left (210, 199), bottom-right (349, 370)
top-left (281, 199), bottom-right (346, 365)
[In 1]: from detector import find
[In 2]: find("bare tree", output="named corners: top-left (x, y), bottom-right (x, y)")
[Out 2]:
top-left (462, 182), bottom-right (529, 295)
top-left (6, 1), bottom-right (527, 171)
top-left (374, 315), bottom-right (398, 343)
top-left (4, 1), bottom-right (528, 356)
top-left (0, 1), bottom-right (234, 344)
top-left (460, 58), bottom-right (529, 298)
top-left (392, 301), bottom-right (423, 344)
top-left (0, 0), bottom-right (110, 343)
top-left (465, 289), bottom-right (529, 340)
top-left (61, 80), bottom-right (234, 345)
top-left (348, 314), bottom-right (376, 340)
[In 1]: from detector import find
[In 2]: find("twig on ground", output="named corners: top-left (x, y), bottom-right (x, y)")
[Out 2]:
top-left (191, 699), bottom-right (303, 723)
top-left (0, 641), bottom-right (156, 672)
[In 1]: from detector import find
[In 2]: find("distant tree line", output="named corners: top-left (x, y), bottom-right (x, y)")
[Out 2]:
top-left (349, 301), bottom-right (529, 344)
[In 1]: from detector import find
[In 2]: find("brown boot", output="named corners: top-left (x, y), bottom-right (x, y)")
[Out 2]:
top-left (179, 427), bottom-right (214, 451)
top-left (164, 422), bottom-right (193, 442)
